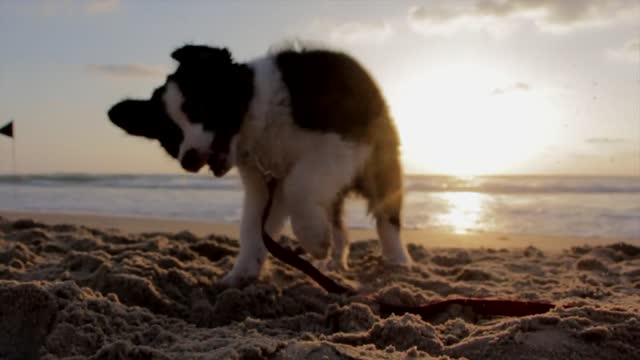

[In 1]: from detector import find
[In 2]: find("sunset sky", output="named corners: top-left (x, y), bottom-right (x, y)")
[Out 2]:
top-left (0, 0), bottom-right (638, 175)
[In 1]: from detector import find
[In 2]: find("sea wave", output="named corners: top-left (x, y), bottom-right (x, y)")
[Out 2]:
top-left (0, 174), bottom-right (242, 191)
top-left (0, 174), bottom-right (638, 194)
top-left (405, 176), bottom-right (640, 194)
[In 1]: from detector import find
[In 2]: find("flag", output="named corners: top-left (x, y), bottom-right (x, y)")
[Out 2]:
top-left (0, 121), bottom-right (13, 138)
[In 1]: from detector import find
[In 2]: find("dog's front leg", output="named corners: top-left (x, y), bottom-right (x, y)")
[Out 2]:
top-left (220, 166), bottom-right (286, 286)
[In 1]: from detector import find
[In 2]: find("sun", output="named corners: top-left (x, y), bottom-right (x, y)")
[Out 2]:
top-left (386, 63), bottom-right (559, 175)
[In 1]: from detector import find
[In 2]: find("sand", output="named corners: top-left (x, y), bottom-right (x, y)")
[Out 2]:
top-left (0, 214), bottom-right (639, 359)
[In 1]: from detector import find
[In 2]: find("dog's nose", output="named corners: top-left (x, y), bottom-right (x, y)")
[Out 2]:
top-left (181, 149), bottom-right (202, 172)
top-left (107, 103), bottom-right (125, 122)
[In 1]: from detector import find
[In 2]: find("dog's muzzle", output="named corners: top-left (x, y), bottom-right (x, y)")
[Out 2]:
top-left (207, 152), bottom-right (231, 177)
top-left (181, 149), bottom-right (206, 173)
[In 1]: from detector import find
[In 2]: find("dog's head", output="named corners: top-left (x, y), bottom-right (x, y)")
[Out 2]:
top-left (108, 45), bottom-right (253, 176)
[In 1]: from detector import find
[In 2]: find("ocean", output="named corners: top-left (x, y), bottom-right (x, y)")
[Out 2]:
top-left (0, 174), bottom-right (638, 240)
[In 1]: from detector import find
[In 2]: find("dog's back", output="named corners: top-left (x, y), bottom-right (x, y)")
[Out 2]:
top-left (275, 49), bottom-right (403, 227)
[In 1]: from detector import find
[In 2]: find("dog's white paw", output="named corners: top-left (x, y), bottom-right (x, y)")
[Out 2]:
top-left (384, 252), bottom-right (413, 269)
top-left (299, 232), bottom-right (331, 260)
top-left (312, 257), bottom-right (348, 272)
top-left (312, 258), bottom-right (330, 272)
top-left (218, 269), bottom-right (258, 287)
top-left (327, 256), bottom-right (349, 271)
top-left (330, 258), bottom-right (349, 272)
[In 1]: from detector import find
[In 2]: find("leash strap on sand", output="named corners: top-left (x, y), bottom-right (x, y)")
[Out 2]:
top-left (260, 178), bottom-right (556, 319)
top-left (378, 298), bottom-right (555, 318)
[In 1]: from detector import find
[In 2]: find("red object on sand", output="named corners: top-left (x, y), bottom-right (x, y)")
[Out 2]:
top-left (261, 179), bottom-right (557, 319)
top-left (377, 298), bottom-right (556, 318)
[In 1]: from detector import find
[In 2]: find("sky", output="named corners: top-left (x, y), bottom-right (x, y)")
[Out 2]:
top-left (0, 0), bottom-right (638, 176)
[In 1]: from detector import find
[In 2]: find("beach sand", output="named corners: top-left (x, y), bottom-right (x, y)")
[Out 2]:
top-left (0, 212), bottom-right (639, 359)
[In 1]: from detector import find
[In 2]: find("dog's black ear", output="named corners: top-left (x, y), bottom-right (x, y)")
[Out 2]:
top-left (108, 100), bottom-right (158, 139)
top-left (171, 45), bottom-right (232, 64)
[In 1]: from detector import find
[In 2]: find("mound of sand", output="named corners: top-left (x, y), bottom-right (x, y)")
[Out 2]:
top-left (0, 216), bottom-right (638, 359)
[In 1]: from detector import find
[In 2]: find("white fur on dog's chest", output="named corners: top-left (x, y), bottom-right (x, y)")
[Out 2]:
top-left (234, 118), bottom-right (300, 180)
top-left (231, 56), bottom-right (298, 179)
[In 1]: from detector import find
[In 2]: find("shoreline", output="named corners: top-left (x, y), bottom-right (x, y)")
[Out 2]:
top-left (1, 210), bottom-right (635, 251)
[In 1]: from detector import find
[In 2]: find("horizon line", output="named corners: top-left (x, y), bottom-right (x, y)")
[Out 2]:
top-left (0, 171), bottom-right (638, 178)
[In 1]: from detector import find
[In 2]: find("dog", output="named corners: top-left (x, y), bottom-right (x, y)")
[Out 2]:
top-left (108, 44), bottom-right (412, 285)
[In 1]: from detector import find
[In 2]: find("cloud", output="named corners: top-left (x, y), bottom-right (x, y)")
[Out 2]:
top-left (607, 38), bottom-right (640, 64)
top-left (585, 137), bottom-right (629, 145)
top-left (33, 0), bottom-right (73, 16)
top-left (32, 0), bottom-right (119, 16)
top-left (492, 82), bottom-right (531, 95)
top-left (409, 0), bottom-right (640, 37)
top-left (409, 3), bottom-right (512, 37)
top-left (310, 20), bottom-right (393, 44)
top-left (86, 64), bottom-right (167, 79)
top-left (85, 0), bottom-right (120, 14)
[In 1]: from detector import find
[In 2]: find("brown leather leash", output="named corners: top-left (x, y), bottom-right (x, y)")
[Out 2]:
top-left (260, 178), bottom-right (558, 320)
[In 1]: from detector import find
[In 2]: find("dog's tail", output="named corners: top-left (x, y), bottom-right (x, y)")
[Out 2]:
top-left (356, 114), bottom-right (403, 224)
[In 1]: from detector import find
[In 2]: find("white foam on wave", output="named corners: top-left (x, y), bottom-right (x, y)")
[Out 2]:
top-left (0, 174), bottom-right (638, 239)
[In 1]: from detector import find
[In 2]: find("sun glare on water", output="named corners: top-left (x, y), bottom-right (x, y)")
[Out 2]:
top-left (387, 63), bottom-right (559, 176)
top-left (436, 191), bottom-right (489, 234)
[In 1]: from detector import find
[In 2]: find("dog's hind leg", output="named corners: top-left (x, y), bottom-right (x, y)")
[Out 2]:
top-left (362, 144), bottom-right (412, 267)
top-left (220, 166), bottom-right (287, 286)
top-left (375, 204), bottom-right (412, 267)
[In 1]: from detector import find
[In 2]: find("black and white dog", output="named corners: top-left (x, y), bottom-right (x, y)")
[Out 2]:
top-left (108, 45), bottom-right (412, 285)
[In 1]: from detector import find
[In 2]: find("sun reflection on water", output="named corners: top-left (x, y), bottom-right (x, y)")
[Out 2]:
top-left (437, 192), bottom-right (488, 234)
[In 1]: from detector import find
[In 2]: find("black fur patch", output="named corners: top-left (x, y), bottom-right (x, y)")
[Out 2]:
top-left (275, 49), bottom-right (387, 142)
top-left (169, 45), bottom-right (254, 155)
